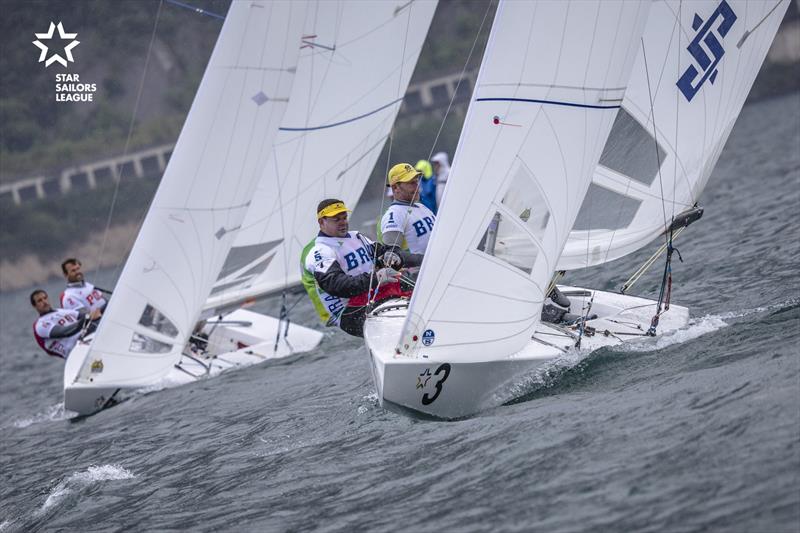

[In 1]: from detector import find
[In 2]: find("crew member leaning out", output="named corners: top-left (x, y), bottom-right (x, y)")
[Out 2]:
top-left (305, 199), bottom-right (423, 337)
top-left (30, 289), bottom-right (99, 359)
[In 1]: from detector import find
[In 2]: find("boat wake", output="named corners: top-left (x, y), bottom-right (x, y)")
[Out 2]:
top-left (501, 302), bottom-right (789, 408)
top-left (11, 403), bottom-right (76, 429)
top-left (37, 465), bottom-right (134, 516)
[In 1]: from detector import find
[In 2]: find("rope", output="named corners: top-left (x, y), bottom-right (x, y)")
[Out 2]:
top-left (620, 226), bottom-right (686, 294)
top-left (647, 228), bottom-right (683, 336)
top-left (367, 1), bottom-right (415, 305)
top-left (368, 0), bottom-right (496, 306)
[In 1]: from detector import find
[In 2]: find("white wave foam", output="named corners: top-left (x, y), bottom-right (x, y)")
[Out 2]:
top-left (38, 465), bottom-right (134, 515)
top-left (619, 314), bottom-right (729, 352)
top-left (11, 403), bottom-right (76, 429)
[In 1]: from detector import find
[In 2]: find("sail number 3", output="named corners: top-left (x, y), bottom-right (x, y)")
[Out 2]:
top-left (421, 363), bottom-right (451, 405)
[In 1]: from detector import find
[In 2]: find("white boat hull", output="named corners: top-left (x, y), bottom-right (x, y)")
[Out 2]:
top-left (63, 308), bottom-right (323, 415)
top-left (364, 285), bottom-right (689, 419)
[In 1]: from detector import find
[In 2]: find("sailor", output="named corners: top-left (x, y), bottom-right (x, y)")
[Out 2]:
top-left (380, 163), bottom-right (436, 254)
top-left (305, 198), bottom-right (423, 337)
top-left (31, 289), bottom-right (98, 359)
top-left (60, 258), bottom-right (108, 316)
top-left (430, 152), bottom-right (450, 207)
top-left (300, 238), bottom-right (345, 327)
top-left (415, 159), bottom-right (437, 213)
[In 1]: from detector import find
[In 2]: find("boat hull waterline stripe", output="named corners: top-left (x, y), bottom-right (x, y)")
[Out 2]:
top-left (279, 97), bottom-right (404, 131)
top-left (476, 97), bottom-right (621, 110)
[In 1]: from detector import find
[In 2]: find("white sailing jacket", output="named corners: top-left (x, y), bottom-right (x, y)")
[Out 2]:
top-left (61, 281), bottom-right (107, 313)
top-left (380, 201), bottom-right (436, 254)
top-left (33, 308), bottom-right (85, 358)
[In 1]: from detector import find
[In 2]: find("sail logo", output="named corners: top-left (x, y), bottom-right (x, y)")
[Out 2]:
top-left (676, 0), bottom-right (737, 102)
top-left (421, 329), bottom-right (435, 346)
top-left (33, 22), bottom-right (80, 68)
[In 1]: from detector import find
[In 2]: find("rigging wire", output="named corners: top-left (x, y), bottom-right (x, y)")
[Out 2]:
top-left (366, 0), bottom-right (414, 304)
top-left (368, 0), bottom-right (496, 306)
top-left (94, 0), bottom-right (165, 281)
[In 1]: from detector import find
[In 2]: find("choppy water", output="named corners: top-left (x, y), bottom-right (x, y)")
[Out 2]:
top-left (1, 93), bottom-right (798, 532)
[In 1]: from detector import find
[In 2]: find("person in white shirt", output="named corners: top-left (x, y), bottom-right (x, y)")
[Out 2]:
top-left (60, 258), bottom-right (108, 316)
top-left (431, 152), bottom-right (450, 207)
top-left (305, 199), bottom-right (423, 337)
top-left (31, 289), bottom-right (98, 359)
top-left (380, 162), bottom-right (436, 254)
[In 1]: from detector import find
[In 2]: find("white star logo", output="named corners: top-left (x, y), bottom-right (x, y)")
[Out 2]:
top-left (33, 22), bottom-right (80, 68)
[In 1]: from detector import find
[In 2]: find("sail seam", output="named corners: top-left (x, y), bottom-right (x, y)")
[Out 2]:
top-left (476, 97), bottom-right (621, 110)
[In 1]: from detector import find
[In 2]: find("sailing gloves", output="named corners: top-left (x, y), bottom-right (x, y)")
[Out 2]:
top-left (381, 250), bottom-right (402, 269)
top-left (376, 267), bottom-right (401, 286)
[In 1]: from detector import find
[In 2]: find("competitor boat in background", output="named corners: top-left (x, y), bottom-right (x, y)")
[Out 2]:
top-left (64, 0), bottom-right (437, 415)
top-left (206, 0), bottom-right (437, 311)
top-left (364, 0), bottom-right (788, 419)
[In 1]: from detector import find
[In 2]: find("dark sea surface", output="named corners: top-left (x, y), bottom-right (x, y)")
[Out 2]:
top-left (1, 92), bottom-right (798, 532)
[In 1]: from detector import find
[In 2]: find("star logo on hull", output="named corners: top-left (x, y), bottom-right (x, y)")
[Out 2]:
top-left (33, 22), bottom-right (80, 68)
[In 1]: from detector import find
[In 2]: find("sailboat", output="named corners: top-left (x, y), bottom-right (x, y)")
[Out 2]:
top-left (363, 0), bottom-right (788, 419)
top-left (63, 0), bottom-right (436, 415)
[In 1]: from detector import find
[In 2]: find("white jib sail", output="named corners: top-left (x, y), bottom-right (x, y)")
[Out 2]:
top-left (70, 1), bottom-right (308, 387)
top-left (205, 0), bottom-right (438, 310)
top-left (558, 0), bottom-right (789, 270)
top-left (396, 0), bottom-right (651, 361)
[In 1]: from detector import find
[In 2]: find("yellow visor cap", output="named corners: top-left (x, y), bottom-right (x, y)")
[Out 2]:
top-left (388, 163), bottom-right (422, 186)
top-left (317, 202), bottom-right (351, 219)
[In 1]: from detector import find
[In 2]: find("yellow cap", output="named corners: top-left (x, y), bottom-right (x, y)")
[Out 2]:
top-left (317, 201), bottom-right (351, 219)
top-left (415, 159), bottom-right (433, 179)
top-left (388, 163), bottom-right (422, 186)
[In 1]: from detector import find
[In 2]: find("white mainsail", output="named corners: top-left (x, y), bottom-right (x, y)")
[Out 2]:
top-left (69, 1), bottom-right (308, 388)
top-left (395, 0), bottom-right (651, 360)
top-left (558, 0), bottom-right (789, 270)
top-left (205, 0), bottom-right (438, 310)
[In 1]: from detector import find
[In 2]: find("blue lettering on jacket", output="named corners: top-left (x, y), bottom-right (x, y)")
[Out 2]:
top-left (344, 247), bottom-right (370, 271)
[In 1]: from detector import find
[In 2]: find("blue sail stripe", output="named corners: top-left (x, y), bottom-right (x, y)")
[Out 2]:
top-left (476, 97), bottom-right (620, 110)
top-left (279, 97), bottom-right (404, 132)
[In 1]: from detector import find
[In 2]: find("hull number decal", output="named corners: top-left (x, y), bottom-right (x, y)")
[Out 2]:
top-left (421, 363), bottom-right (451, 405)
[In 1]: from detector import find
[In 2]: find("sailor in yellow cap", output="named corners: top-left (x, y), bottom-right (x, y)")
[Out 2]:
top-left (380, 163), bottom-right (437, 254)
top-left (301, 198), bottom-right (423, 337)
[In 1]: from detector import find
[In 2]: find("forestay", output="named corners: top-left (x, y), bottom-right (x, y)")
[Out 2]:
top-left (396, 0), bottom-right (651, 361)
top-left (558, 0), bottom-right (789, 269)
top-left (70, 1), bottom-right (307, 387)
top-left (205, 0), bottom-right (438, 310)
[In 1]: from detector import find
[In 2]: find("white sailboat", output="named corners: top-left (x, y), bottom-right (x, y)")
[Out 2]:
top-left (206, 0), bottom-right (437, 311)
top-left (63, 0), bottom-right (436, 415)
top-left (364, 0), bottom-right (788, 419)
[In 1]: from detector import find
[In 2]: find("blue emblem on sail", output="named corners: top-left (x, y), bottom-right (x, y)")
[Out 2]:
top-left (676, 0), bottom-right (737, 102)
top-left (421, 329), bottom-right (435, 346)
